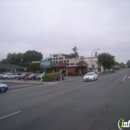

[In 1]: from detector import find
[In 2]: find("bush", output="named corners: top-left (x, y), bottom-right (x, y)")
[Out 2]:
top-left (42, 72), bottom-right (60, 82)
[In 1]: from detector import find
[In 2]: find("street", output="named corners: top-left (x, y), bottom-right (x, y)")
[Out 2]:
top-left (0, 69), bottom-right (130, 130)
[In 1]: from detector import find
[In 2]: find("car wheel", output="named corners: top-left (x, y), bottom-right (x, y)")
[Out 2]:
top-left (1, 88), bottom-right (5, 92)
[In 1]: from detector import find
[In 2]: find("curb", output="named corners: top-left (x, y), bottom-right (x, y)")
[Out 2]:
top-left (0, 78), bottom-right (74, 85)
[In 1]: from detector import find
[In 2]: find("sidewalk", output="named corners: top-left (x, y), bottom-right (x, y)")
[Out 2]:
top-left (0, 76), bottom-right (80, 85)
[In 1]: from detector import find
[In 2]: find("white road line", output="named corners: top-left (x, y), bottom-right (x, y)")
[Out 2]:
top-left (8, 85), bottom-right (47, 92)
top-left (0, 111), bottom-right (21, 120)
top-left (122, 76), bottom-right (127, 81)
top-left (10, 84), bottom-right (29, 88)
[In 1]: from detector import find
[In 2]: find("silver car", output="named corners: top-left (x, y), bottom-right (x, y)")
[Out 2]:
top-left (83, 72), bottom-right (98, 82)
top-left (0, 82), bottom-right (8, 92)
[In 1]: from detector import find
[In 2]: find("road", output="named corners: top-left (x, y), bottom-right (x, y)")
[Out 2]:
top-left (0, 69), bottom-right (130, 130)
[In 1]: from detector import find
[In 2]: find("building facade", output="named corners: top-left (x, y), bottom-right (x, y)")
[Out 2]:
top-left (46, 54), bottom-right (87, 75)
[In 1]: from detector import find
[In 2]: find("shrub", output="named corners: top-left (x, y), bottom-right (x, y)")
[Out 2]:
top-left (42, 72), bottom-right (60, 82)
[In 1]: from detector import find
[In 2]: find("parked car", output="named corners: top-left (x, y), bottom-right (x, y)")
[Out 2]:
top-left (83, 72), bottom-right (98, 82)
top-left (2, 73), bottom-right (13, 79)
top-left (25, 73), bottom-right (39, 80)
top-left (0, 73), bottom-right (4, 79)
top-left (36, 72), bottom-right (45, 80)
top-left (7, 73), bottom-right (19, 79)
top-left (18, 72), bottom-right (32, 79)
top-left (0, 82), bottom-right (8, 92)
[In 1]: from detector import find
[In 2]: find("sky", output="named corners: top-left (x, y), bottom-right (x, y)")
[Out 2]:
top-left (0, 0), bottom-right (130, 63)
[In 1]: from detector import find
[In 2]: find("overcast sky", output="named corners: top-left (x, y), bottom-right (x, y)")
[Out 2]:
top-left (0, 0), bottom-right (130, 63)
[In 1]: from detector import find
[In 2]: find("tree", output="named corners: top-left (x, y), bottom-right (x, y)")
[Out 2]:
top-left (0, 50), bottom-right (43, 68)
top-left (126, 60), bottom-right (130, 68)
top-left (119, 62), bottom-right (126, 68)
top-left (23, 50), bottom-right (43, 63)
top-left (0, 59), bottom-right (7, 64)
top-left (98, 53), bottom-right (115, 72)
top-left (63, 53), bottom-right (77, 59)
top-left (6, 53), bottom-right (24, 65)
top-left (72, 46), bottom-right (79, 57)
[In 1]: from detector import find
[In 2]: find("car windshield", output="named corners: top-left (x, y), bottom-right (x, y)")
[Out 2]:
top-left (86, 72), bottom-right (94, 75)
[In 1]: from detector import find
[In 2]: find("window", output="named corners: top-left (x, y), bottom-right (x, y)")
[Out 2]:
top-left (59, 61), bottom-right (63, 63)
top-left (59, 57), bottom-right (63, 60)
top-left (53, 55), bottom-right (58, 57)
top-left (70, 63), bottom-right (74, 65)
top-left (67, 60), bottom-right (69, 62)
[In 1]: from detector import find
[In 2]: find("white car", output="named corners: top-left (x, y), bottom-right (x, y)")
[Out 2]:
top-left (36, 72), bottom-right (45, 80)
top-left (7, 73), bottom-right (19, 79)
top-left (0, 82), bottom-right (8, 92)
top-left (2, 73), bottom-right (13, 79)
top-left (83, 72), bottom-right (98, 82)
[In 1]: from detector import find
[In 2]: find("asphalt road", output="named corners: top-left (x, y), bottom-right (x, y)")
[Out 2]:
top-left (0, 69), bottom-right (130, 130)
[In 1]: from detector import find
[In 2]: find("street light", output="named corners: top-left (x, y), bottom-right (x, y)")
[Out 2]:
top-left (91, 49), bottom-right (99, 72)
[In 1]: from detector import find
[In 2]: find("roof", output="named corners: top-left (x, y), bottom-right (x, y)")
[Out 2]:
top-left (0, 64), bottom-right (24, 69)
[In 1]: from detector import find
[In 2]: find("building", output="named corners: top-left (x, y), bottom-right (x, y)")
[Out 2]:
top-left (0, 64), bottom-right (24, 73)
top-left (84, 57), bottom-right (101, 72)
top-left (46, 54), bottom-right (87, 75)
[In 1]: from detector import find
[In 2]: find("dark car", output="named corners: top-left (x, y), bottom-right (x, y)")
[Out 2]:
top-left (25, 73), bottom-right (39, 80)
top-left (18, 72), bottom-right (32, 79)
top-left (0, 82), bottom-right (8, 92)
top-left (110, 69), bottom-right (115, 73)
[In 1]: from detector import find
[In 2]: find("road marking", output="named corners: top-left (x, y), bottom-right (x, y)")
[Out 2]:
top-left (122, 76), bottom-right (127, 81)
top-left (10, 84), bottom-right (29, 88)
top-left (0, 111), bottom-right (21, 120)
top-left (128, 76), bottom-right (130, 79)
top-left (8, 84), bottom-right (47, 92)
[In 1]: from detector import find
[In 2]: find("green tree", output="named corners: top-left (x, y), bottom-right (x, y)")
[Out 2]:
top-left (119, 62), bottom-right (126, 68)
top-left (27, 63), bottom-right (40, 72)
top-left (98, 53), bottom-right (115, 72)
top-left (6, 53), bottom-right (24, 65)
top-left (0, 59), bottom-right (7, 64)
top-left (23, 50), bottom-right (43, 65)
top-left (63, 53), bottom-right (77, 59)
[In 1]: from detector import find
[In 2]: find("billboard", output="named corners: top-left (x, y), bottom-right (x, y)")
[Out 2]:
top-left (40, 60), bottom-right (52, 68)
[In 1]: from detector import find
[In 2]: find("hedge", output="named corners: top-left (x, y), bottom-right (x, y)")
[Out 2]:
top-left (42, 72), bottom-right (61, 82)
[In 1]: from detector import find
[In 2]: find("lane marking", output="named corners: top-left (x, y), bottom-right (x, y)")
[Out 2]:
top-left (122, 76), bottom-right (127, 81)
top-left (8, 84), bottom-right (47, 92)
top-left (0, 111), bottom-right (21, 120)
top-left (10, 84), bottom-right (30, 88)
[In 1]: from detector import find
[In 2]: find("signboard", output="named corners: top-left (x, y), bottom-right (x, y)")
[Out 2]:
top-left (40, 60), bottom-right (52, 68)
